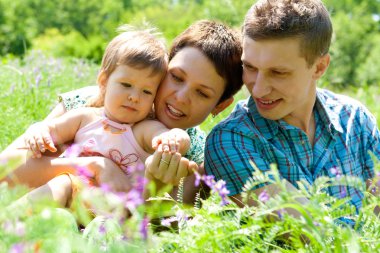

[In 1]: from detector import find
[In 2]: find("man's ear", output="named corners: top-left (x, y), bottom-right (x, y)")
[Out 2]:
top-left (212, 97), bottom-right (234, 117)
top-left (313, 54), bottom-right (330, 80)
top-left (97, 70), bottom-right (108, 91)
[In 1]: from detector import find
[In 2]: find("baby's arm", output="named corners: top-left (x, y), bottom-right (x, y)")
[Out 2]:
top-left (24, 108), bottom-right (88, 158)
top-left (133, 120), bottom-right (190, 155)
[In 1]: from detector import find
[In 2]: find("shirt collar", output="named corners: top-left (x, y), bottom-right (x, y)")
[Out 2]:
top-left (315, 88), bottom-right (344, 135)
top-left (247, 88), bottom-right (344, 140)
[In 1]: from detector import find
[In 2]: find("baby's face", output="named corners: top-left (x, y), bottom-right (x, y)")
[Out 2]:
top-left (102, 64), bottom-right (163, 124)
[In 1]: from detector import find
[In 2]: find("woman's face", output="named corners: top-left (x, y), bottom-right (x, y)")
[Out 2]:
top-left (154, 47), bottom-right (227, 129)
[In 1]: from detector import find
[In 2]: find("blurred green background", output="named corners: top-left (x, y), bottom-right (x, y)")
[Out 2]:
top-left (1, 0), bottom-right (379, 87)
top-left (0, 0), bottom-right (380, 150)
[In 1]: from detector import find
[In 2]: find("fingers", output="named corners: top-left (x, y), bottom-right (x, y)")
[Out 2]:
top-left (163, 153), bottom-right (181, 184)
top-left (152, 135), bottom-right (179, 153)
top-left (43, 134), bottom-right (57, 152)
top-left (24, 135), bottom-right (41, 158)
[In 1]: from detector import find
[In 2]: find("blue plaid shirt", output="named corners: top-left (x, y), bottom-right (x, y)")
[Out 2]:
top-left (205, 88), bottom-right (380, 212)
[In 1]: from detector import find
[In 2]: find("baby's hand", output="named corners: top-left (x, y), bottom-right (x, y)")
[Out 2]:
top-left (23, 122), bottom-right (57, 158)
top-left (152, 128), bottom-right (190, 155)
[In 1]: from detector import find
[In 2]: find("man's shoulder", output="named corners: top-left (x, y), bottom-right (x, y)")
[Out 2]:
top-left (318, 88), bottom-right (377, 130)
top-left (318, 88), bottom-right (371, 115)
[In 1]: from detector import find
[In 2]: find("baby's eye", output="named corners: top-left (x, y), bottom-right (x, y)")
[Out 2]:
top-left (143, 90), bottom-right (153, 95)
top-left (121, 82), bottom-right (131, 88)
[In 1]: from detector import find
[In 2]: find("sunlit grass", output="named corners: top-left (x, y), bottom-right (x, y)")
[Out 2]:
top-left (1, 52), bottom-right (380, 252)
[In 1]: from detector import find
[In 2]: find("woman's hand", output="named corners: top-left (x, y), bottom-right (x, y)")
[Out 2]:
top-left (23, 122), bottom-right (57, 158)
top-left (145, 144), bottom-right (198, 186)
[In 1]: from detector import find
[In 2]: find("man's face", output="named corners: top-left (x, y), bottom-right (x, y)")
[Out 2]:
top-left (242, 36), bottom-right (327, 127)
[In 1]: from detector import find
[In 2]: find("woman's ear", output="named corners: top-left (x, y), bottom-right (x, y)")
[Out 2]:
top-left (211, 97), bottom-right (234, 117)
top-left (313, 54), bottom-right (330, 80)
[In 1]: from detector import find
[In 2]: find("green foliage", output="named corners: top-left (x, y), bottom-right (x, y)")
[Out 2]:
top-left (0, 51), bottom-right (98, 150)
top-left (1, 53), bottom-right (380, 252)
top-left (0, 0), bottom-right (379, 87)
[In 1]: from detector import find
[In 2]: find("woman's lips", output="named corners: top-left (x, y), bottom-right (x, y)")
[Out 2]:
top-left (166, 104), bottom-right (185, 118)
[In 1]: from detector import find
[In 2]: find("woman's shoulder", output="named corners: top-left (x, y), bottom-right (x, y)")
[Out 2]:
top-left (59, 86), bottom-right (99, 111)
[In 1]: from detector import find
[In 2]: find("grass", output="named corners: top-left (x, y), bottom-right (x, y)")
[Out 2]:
top-left (1, 52), bottom-right (380, 252)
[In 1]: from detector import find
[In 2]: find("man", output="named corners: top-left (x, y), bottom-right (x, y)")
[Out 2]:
top-left (205, 0), bottom-right (380, 214)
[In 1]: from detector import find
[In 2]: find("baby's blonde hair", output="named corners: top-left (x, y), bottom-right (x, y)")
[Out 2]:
top-left (88, 24), bottom-right (168, 107)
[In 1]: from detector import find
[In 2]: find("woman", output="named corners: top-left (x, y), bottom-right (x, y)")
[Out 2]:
top-left (0, 20), bottom-right (243, 203)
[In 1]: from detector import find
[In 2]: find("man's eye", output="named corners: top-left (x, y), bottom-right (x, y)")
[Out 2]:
top-left (272, 70), bottom-right (287, 76)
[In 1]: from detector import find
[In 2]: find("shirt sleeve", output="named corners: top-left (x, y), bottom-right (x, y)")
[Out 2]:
top-left (184, 127), bottom-right (206, 165)
top-left (58, 86), bottom-right (99, 111)
top-left (204, 126), bottom-right (271, 196)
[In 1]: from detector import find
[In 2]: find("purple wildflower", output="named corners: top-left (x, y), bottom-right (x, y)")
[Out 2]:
top-left (202, 175), bottom-right (215, 188)
top-left (330, 167), bottom-right (342, 179)
top-left (258, 190), bottom-right (270, 203)
top-left (192, 173), bottom-right (230, 206)
top-left (2, 220), bottom-right (25, 236)
top-left (125, 189), bottom-right (144, 210)
top-left (194, 171), bottom-right (202, 187)
top-left (176, 210), bottom-right (188, 221)
top-left (100, 183), bottom-right (112, 193)
top-left (99, 223), bottom-right (106, 234)
top-left (277, 209), bottom-right (285, 220)
top-left (161, 216), bottom-right (177, 227)
top-left (340, 187), bottom-right (347, 198)
top-left (139, 216), bottom-right (149, 240)
top-left (372, 187), bottom-right (377, 194)
top-left (35, 73), bottom-right (42, 87)
top-left (313, 221), bottom-right (320, 227)
top-left (212, 180), bottom-right (230, 206)
top-left (76, 165), bottom-right (94, 179)
top-left (9, 243), bottom-right (25, 253)
top-left (134, 176), bottom-right (148, 194)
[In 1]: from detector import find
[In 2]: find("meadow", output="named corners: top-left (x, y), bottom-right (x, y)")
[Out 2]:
top-left (1, 52), bottom-right (380, 252)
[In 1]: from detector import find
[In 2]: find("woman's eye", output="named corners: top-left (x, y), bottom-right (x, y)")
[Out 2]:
top-left (171, 73), bottom-right (183, 82)
top-left (197, 90), bottom-right (209, 98)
